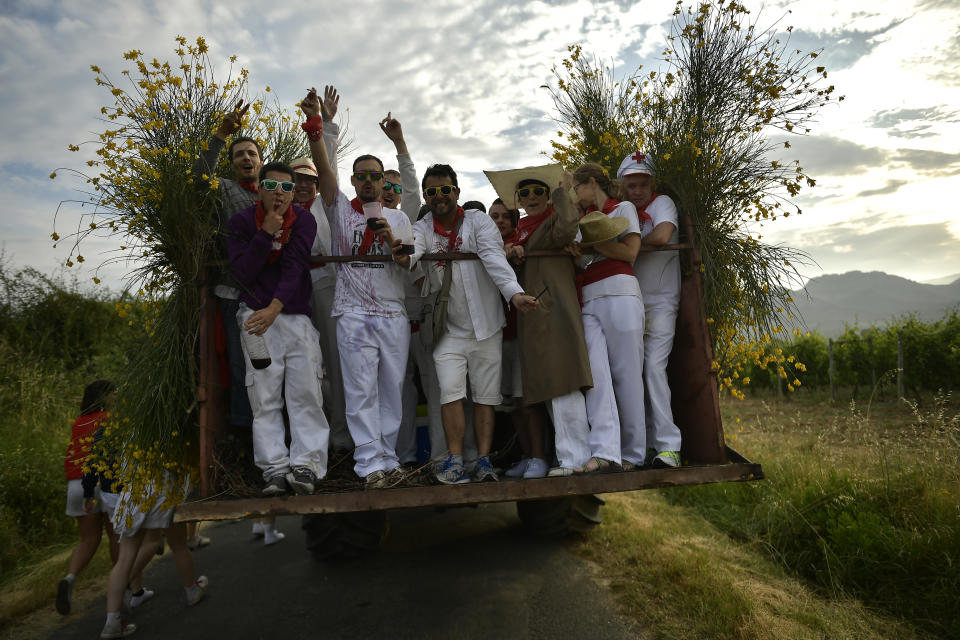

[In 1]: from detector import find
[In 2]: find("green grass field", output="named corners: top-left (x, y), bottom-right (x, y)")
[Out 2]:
top-left (575, 391), bottom-right (959, 639)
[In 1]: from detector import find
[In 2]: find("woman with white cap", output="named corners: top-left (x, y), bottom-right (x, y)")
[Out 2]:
top-left (484, 165), bottom-right (593, 477)
top-left (569, 163), bottom-right (646, 472)
top-left (616, 152), bottom-right (683, 468)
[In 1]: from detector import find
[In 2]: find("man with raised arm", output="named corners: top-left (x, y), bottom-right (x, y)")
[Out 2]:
top-left (300, 87), bottom-right (413, 488)
top-left (409, 164), bottom-right (539, 484)
top-left (288, 87), bottom-right (353, 455)
top-left (194, 102), bottom-right (263, 433)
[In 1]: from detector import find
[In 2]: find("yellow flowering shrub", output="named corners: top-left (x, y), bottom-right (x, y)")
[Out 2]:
top-left (547, 2), bottom-right (843, 396)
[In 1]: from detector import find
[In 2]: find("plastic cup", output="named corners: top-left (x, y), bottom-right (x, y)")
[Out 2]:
top-left (362, 202), bottom-right (384, 229)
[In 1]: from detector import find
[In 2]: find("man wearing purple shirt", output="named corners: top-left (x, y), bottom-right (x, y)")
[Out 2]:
top-left (227, 161), bottom-right (330, 496)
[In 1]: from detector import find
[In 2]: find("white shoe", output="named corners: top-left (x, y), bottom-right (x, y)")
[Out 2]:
top-left (185, 576), bottom-right (208, 606)
top-left (522, 458), bottom-right (549, 478)
top-left (129, 588), bottom-right (155, 609)
top-left (505, 459), bottom-right (530, 478)
top-left (252, 521), bottom-right (265, 538)
top-left (547, 466), bottom-right (575, 477)
top-left (264, 529), bottom-right (285, 546)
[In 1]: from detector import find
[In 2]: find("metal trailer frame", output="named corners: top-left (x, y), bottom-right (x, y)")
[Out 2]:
top-left (175, 215), bottom-right (762, 523)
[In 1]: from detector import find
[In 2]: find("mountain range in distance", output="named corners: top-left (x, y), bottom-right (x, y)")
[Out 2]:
top-left (786, 271), bottom-right (960, 337)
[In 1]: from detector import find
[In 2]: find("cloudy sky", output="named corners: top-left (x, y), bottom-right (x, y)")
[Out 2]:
top-left (1, 0), bottom-right (958, 291)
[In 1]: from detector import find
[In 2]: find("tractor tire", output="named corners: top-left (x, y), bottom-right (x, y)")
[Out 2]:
top-left (515, 494), bottom-right (605, 536)
top-left (301, 510), bottom-right (389, 561)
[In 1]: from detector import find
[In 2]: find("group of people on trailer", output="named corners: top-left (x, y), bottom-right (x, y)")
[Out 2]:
top-left (60, 83), bottom-right (683, 637)
top-left (214, 85), bottom-right (684, 494)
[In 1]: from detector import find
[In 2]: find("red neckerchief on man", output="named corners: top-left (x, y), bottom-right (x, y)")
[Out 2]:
top-left (354, 198), bottom-right (383, 256)
top-left (238, 180), bottom-right (259, 194)
top-left (433, 206), bottom-right (465, 267)
top-left (501, 229), bottom-right (519, 246)
top-left (254, 200), bottom-right (296, 263)
top-left (514, 205), bottom-right (553, 247)
top-left (637, 194), bottom-right (657, 224)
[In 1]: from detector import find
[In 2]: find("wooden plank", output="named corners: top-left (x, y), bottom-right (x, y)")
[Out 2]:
top-left (307, 244), bottom-right (692, 265)
top-left (173, 460), bottom-right (763, 523)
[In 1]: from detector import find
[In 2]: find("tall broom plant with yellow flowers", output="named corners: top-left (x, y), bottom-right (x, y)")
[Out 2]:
top-left (50, 36), bottom-right (308, 505)
top-left (547, 1), bottom-right (841, 397)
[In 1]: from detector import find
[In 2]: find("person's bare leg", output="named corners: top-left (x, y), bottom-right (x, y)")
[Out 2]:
top-left (527, 404), bottom-right (548, 460)
top-left (104, 518), bottom-right (120, 564)
top-left (106, 531), bottom-right (145, 613)
top-left (512, 405), bottom-right (531, 457)
top-left (126, 529), bottom-right (162, 592)
top-left (165, 522), bottom-right (196, 587)
top-left (473, 404), bottom-right (495, 457)
top-left (68, 513), bottom-right (103, 576)
top-left (440, 399), bottom-right (466, 456)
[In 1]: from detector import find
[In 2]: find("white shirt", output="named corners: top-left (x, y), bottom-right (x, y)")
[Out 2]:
top-left (324, 190), bottom-right (412, 318)
top-left (309, 120), bottom-right (341, 287)
top-left (578, 201), bottom-right (644, 304)
top-left (634, 194), bottom-right (681, 310)
top-left (410, 208), bottom-right (524, 342)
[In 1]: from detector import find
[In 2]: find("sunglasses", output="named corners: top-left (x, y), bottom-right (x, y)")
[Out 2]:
top-left (423, 184), bottom-right (457, 197)
top-left (353, 170), bottom-right (384, 182)
top-left (517, 186), bottom-right (548, 198)
top-left (260, 179), bottom-right (295, 192)
top-left (383, 181), bottom-right (403, 194)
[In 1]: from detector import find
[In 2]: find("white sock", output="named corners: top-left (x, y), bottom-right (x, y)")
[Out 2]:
top-left (64, 573), bottom-right (76, 583)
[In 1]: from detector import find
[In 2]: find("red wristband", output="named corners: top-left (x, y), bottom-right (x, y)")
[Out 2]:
top-left (301, 115), bottom-right (323, 141)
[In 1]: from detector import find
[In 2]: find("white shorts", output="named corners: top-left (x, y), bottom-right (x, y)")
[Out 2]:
top-left (99, 491), bottom-right (119, 519)
top-left (112, 474), bottom-right (189, 538)
top-left (66, 479), bottom-right (102, 517)
top-left (500, 338), bottom-right (523, 399)
top-left (434, 332), bottom-right (503, 406)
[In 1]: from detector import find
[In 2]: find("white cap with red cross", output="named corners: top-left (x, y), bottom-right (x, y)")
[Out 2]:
top-left (617, 151), bottom-right (655, 180)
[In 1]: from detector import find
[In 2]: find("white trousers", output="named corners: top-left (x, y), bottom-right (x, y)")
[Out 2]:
top-left (238, 307), bottom-right (330, 481)
top-left (645, 304), bottom-right (682, 453)
top-left (582, 294), bottom-right (647, 465)
top-left (547, 390), bottom-right (591, 469)
top-left (337, 312), bottom-right (409, 477)
top-left (310, 280), bottom-right (352, 451)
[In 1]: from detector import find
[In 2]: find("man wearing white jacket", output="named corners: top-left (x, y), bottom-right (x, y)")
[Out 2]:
top-left (410, 164), bottom-right (538, 484)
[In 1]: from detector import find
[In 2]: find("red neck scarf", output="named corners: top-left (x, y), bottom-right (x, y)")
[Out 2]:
top-left (433, 206), bottom-right (465, 266)
top-left (238, 179), bottom-right (259, 194)
top-left (637, 194), bottom-right (657, 223)
top-left (501, 228), bottom-right (519, 246)
top-left (515, 205), bottom-right (554, 247)
top-left (353, 197), bottom-right (384, 256)
top-left (254, 201), bottom-right (296, 263)
top-left (588, 197), bottom-right (620, 215)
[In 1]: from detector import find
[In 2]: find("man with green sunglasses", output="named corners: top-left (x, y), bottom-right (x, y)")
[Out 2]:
top-left (300, 87), bottom-right (414, 490)
top-left (227, 161), bottom-right (330, 497)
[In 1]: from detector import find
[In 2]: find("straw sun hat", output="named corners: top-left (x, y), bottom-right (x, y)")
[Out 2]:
top-left (577, 211), bottom-right (629, 246)
top-left (483, 164), bottom-right (564, 210)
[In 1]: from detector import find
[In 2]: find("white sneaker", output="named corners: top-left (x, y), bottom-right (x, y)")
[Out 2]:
top-left (264, 528), bottom-right (285, 546)
top-left (505, 459), bottom-right (530, 478)
top-left (129, 588), bottom-right (155, 609)
top-left (522, 458), bottom-right (549, 478)
top-left (100, 619), bottom-right (136, 638)
top-left (185, 576), bottom-right (208, 606)
top-left (252, 521), bottom-right (265, 538)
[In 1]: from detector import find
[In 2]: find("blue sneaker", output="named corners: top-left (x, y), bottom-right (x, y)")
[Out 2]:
top-left (435, 455), bottom-right (470, 485)
top-left (474, 456), bottom-right (499, 482)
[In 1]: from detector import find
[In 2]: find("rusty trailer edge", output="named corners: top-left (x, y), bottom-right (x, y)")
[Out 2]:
top-left (173, 447), bottom-right (762, 523)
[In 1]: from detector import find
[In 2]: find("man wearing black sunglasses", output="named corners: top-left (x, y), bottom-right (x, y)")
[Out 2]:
top-left (409, 164), bottom-right (539, 485)
top-left (301, 87), bottom-right (414, 490)
top-left (226, 161), bottom-right (330, 497)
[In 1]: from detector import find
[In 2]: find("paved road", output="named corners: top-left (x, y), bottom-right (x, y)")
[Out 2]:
top-left (44, 502), bottom-right (639, 639)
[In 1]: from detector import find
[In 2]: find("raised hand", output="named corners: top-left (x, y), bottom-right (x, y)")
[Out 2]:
top-left (379, 112), bottom-right (404, 143)
top-left (216, 100), bottom-right (249, 139)
top-left (301, 87), bottom-right (321, 119)
top-left (321, 85), bottom-right (340, 120)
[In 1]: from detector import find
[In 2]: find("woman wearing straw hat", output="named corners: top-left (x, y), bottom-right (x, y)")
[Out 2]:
top-left (484, 165), bottom-right (592, 477)
top-left (569, 163), bottom-right (647, 473)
